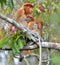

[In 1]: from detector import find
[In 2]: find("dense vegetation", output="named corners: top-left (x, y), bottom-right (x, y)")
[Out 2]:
top-left (0, 0), bottom-right (60, 65)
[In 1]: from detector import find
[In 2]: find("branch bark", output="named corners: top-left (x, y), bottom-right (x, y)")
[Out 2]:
top-left (0, 42), bottom-right (60, 50)
top-left (0, 13), bottom-right (41, 42)
top-left (0, 14), bottom-right (60, 50)
top-left (42, 42), bottom-right (60, 50)
top-left (21, 42), bottom-right (60, 50)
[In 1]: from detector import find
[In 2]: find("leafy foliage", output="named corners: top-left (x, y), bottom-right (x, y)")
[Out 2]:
top-left (9, 30), bottom-right (26, 54)
top-left (0, 0), bottom-right (14, 9)
top-left (51, 51), bottom-right (60, 65)
top-left (0, 29), bottom-right (31, 54)
top-left (0, 36), bottom-right (9, 48)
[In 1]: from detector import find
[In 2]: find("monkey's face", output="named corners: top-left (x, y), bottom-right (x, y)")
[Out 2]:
top-left (24, 6), bottom-right (33, 15)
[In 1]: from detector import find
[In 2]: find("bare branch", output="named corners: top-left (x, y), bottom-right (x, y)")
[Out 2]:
top-left (23, 42), bottom-right (60, 50)
top-left (42, 42), bottom-right (60, 50)
top-left (0, 14), bottom-right (60, 51)
top-left (0, 42), bottom-right (60, 51)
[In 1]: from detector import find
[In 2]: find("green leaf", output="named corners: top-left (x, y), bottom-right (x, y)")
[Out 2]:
top-left (0, 0), bottom-right (14, 9)
top-left (12, 42), bottom-right (19, 53)
top-left (18, 39), bottom-right (25, 49)
top-left (30, 0), bottom-right (35, 3)
top-left (35, 8), bottom-right (40, 14)
top-left (0, 0), bottom-right (4, 7)
top-left (0, 36), bottom-right (9, 48)
top-left (7, 0), bottom-right (14, 9)
top-left (0, 31), bottom-right (2, 36)
top-left (25, 34), bottom-right (31, 40)
top-left (3, 0), bottom-right (7, 5)
top-left (50, 51), bottom-right (60, 65)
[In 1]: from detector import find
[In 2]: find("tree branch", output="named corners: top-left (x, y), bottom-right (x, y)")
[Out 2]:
top-left (0, 42), bottom-right (60, 50)
top-left (42, 42), bottom-right (60, 50)
top-left (0, 13), bottom-right (41, 42)
top-left (19, 42), bottom-right (60, 50)
top-left (0, 14), bottom-right (60, 51)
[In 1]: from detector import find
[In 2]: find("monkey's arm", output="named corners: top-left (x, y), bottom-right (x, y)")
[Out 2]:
top-left (28, 21), bottom-right (35, 30)
top-left (12, 8), bottom-right (24, 22)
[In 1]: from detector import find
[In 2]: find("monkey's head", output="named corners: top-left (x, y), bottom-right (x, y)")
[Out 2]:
top-left (23, 3), bottom-right (34, 15)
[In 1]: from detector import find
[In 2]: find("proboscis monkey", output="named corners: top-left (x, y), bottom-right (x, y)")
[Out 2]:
top-left (27, 3), bottom-right (44, 37)
top-left (10, 3), bottom-right (43, 55)
top-left (12, 3), bottom-right (34, 27)
top-left (28, 17), bottom-right (43, 37)
top-left (9, 3), bottom-right (34, 34)
top-left (11, 3), bottom-right (34, 55)
top-left (10, 3), bottom-right (44, 36)
top-left (37, 3), bottom-right (45, 13)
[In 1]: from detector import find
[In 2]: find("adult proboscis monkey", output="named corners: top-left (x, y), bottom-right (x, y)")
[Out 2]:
top-left (12, 3), bottom-right (34, 27)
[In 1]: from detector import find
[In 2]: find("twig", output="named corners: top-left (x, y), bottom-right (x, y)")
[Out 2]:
top-left (37, 33), bottom-right (42, 65)
top-left (30, 53), bottom-right (39, 61)
top-left (47, 49), bottom-right (51, 65)
top-left (24, 56), bottom-right (30, 65)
